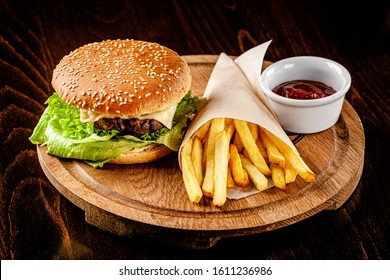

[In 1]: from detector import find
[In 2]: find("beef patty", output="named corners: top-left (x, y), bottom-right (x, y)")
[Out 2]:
top-left (94, 118), bottom-right (165, 137)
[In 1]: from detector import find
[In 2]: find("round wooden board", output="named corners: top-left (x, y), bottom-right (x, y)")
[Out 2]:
top-left (37, 55), bottom-right (365, 248)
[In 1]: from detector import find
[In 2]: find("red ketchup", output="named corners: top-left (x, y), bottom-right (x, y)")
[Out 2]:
top-left (272, 80), bottom-right (336, 100)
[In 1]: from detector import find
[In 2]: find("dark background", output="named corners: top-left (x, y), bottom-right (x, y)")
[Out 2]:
top-left (0, 0), bottom-right (389, 259)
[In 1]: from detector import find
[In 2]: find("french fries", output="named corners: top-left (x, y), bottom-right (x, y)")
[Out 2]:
top-left (191, 136), bottom-right (203, 185)
top-left (259, 128), bottom-right (285, 168)
top-left (180, 118), bottom-right (317, 206)
top-left (270, 163), bottom-right (286, 189)
top-left (284, 160), bottom-right (298, 184)
top-left (233, 119), bottom-right (271, 176)
top-left (202, 118), bottom-right (225, 197)
top-left (229, 144), bottom-right (245, 187)
top-left (180, 139), bottom-right (203, 203)
top-left (213, 131), bottom-right (230, 206)
top-left (227, 168), bottom-right (236, 188)
top-left (262, 129), bottom-right (316, 183)
top-left (240, 154), bottom-right (269, 191)
top-left (193, 119), bottom-right (211, 143)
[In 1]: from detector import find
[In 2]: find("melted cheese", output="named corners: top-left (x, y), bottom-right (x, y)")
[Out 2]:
top-left (80, 104), bottom-right (177, 129)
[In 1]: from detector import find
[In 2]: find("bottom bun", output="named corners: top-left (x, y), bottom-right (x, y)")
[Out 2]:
top-left (108, 144), bottom-right (173, 164)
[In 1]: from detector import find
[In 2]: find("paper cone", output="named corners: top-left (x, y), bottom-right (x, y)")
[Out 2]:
top-left (179, 41), bottom-right (301, 199)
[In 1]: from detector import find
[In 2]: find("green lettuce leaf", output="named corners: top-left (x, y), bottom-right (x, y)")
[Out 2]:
top-left (29, 91), bottom-right (198, 167)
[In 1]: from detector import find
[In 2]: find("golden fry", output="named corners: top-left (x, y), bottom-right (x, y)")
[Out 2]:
top-left (227, 168), bottom-right (236, 188)
top-left (213, 131), bottom-right (230, 206)
top-left (202, 136), bottom-right (208, 171)
top-left (225, 119), bottom-right (235, 142)
top-left (240, 154), bottom-right (269, 191)
top-left (233, 119), bottom-right (271, 176)
top-left (248, 122), bottom-right (259, 142)
top-left (191, 136), bottom-right (203, 185)
top-left (233, 131), bottom-right (244, 153)
top-left (270, 163), bottom-right (286, 189)
top-left (241, 169), bottom-right (251, 188)
top-left (194, 120), bottom-right (211, 143)
top-left (242, 148), bottom-right (251, 163)
top-left (263, 129), bottom-right (316, 182)
top-left (259, 128), bottom-right (285, 168)
top-left (181, 138), bottom-right (193, 159)
top-left (256, 137), bottom-right (268, 163)
top-left (284, 160), bottom-right (298, 184)
top-left (229, 144), bottom-right (245, 186)
top-left (202, 118), bottom-right (225, 197)
top-left (225, 118), bottom-right (233, 126)
top-left (181, 139), bottom-right (203, 203)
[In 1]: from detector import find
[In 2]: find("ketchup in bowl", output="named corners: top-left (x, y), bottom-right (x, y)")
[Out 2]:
top-left (272, 80), bottom-right (336, 100)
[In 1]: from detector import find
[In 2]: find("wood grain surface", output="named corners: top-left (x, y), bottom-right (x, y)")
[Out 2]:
top-left (1, 0), bottom-right (389, 259)
top-left (36, 55), bottom-right (364, 248)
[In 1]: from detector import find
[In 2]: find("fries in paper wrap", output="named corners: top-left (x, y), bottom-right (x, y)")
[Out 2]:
top-left (179, 41), bottom-right (315, 203)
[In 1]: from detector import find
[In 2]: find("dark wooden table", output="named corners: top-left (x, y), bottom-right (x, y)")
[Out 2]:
top-left (1, 0), bottom-right (389, 260)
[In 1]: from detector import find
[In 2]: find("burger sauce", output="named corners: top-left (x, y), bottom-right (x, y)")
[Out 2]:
top-left (272, 80), bottom-right (336, 100)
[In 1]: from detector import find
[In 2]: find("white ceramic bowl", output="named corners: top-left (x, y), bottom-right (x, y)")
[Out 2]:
top-left (260, 56), bottom-right (351, 134)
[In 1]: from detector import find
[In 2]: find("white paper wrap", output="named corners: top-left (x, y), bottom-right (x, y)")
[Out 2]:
top-left (179, 41), bottom-right (299, 199)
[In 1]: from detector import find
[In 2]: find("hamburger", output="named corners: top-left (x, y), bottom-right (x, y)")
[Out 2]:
top-left (30, 39), bottom-right (199, 167)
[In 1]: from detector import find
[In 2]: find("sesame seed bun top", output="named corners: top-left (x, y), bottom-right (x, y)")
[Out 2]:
top-left (52, 39), bottom-right (191, 116)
